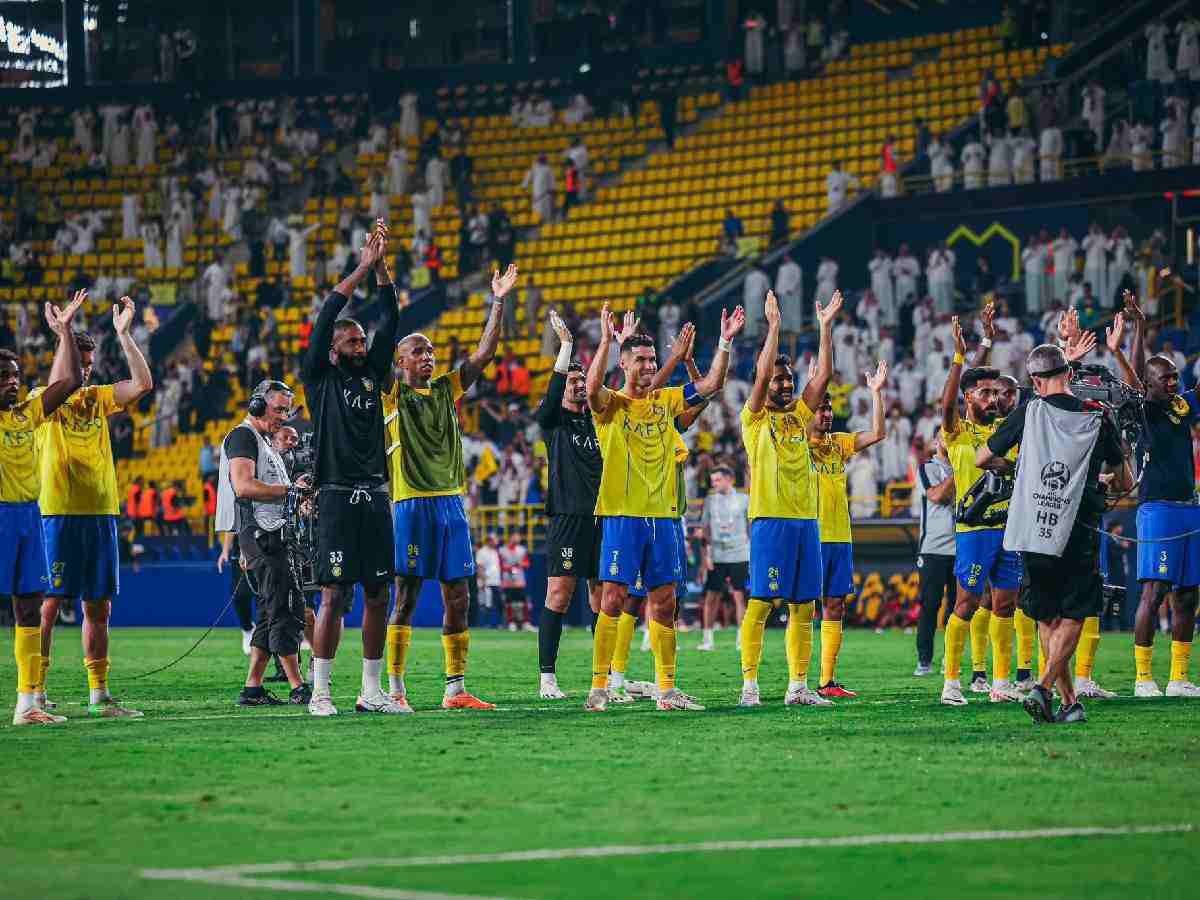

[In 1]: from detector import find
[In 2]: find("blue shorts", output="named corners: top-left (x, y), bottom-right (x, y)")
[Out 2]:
top-left (43, 515), bottom-right (120, 601)
top-left (392, 496), bottom-right (475, 583)
top-left (749, 518), bottom-right (822, 602)
top-left (673, 518), bottom-right (687, 594)
top-left (821, 542), bottom-right (855, 599)
top-left (600, 516), bottom-right (681, 592)
top-left (1137, 501), bottom-right (1200, 588)
top-left (0, 501), bottom-right (50, 596)
top-left (954, 528), bottom-right (1022, 593)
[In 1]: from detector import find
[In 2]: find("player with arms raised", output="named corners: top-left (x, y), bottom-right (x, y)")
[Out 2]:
top-left (384, 264), bottom-right (519, 711)
top-left (585, 302), bottom-right (744, 712)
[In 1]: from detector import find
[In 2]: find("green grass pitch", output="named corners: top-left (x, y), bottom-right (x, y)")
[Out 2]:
top-left (1, 626), bottom-right (1197, 900)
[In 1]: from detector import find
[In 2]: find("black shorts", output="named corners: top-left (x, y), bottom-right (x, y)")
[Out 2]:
top-left (240, 527), bottom-right (304, 656)
top-left (1021, 527), bottom-right (1102, 622)
top-left (315, 487), bottom-right (394, 587)
top-left (704, 560), bottom-right (750, 594)
top-left (546, 514), bottom-right (602, 580)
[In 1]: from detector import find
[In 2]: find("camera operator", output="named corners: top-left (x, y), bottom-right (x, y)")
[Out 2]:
top-left (977, 343), bottom-right (1131, 724)
top-left (300, 222), bottom-right (406, 717)
top-left (216, 380), bottom-right (311, 706)
top-left (913, 434), bottom-right (956, 676)
top-left (1123, 295), bottom-right (1200, 698)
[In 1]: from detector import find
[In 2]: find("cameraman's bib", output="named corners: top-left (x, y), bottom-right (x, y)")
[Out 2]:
top-left (1004, 399), bottom-right (1101, 557)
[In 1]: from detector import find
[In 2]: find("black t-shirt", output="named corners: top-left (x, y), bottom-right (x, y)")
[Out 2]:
top-left (223, 424), bottom-right (261, 533)
top-left (300, 287), bottom-right (399, 487)
top-left (1139, 390), bottom-right (1198, 503)
top-left (534, 370), bottom-right (601, 517)
top-left (988, 393), bottom-right (1125, 527)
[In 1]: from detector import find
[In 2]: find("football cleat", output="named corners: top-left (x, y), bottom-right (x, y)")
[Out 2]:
top-left (625, 680), bottom-right (657, 699)
top-left (913, 663), bottom-right (933, 677)
top-left (12, 707), bottom-right (66, 726)
top-left (584, 688), bottom-right (608, 712)
top-left (738, 686), bottom-right (761, 707)
top-left (34, 694), bottom-right (57, 711)
top-left (969, 673), bottom-right (991, 694)
top-left (989, 680), bottom-right (1022, 703)
top-left (1165, 680), bottom-right (1200, 698)
top-left (1053, 701), bottom-right (1087, 724)
top-left (237, 688), bottom-right (283, 706)
top-left (356, 693), bottom-right (413, 714)
top-left (290, 684), bottom-right (313, 705)
top-left (88, 700), bottom-right (144, 718)
top-left (387, 692), bottom-right (414, 713)
top-left (538, 680), bottom-right (567, 700)
top-left (1013, 677), bottom-right (1036, 694)
top-left (817, 681), bottom-right (857, 699)
top-left (606, 686), bottom-right (636, 704)
top-left (696, 638), bottom-right (715, 652)
top-left (441, 692), bottom-right (495, 710)
top-left (940, 679), bottom-right (967, 706)
top-left (1134, 679), bottom-right (1164, 698)
top-left (308, 693), bottom-right (338, 716)
top-left (656, 688), bottom-right (705, 711)
top-left (785, 687), bottom-right (833, 706)
top-left (1074, 677), bottom-right (1117, 699)
top-left (1023, 684), bottom-right (1054, 724)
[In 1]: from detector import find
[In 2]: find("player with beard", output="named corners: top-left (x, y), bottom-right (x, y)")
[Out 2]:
top-left (35, 296), bottom-right (153, 718)
top-left (738, 290), bottom-right (843, 707)
top-left (533, 309), bottom-right (602, 699)
top-left (383, 264), bottom-right (519, 712)
top-left (938, 316), bottom-right (1022, 706)
top-left (585, 303), bottom-right (744, 712)
top-left (4, 293), bottom-right (84, 726)
top-left (300, 222), bottom-right (403, 717)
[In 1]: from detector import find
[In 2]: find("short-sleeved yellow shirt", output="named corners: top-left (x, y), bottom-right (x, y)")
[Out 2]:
top-left (810, 431), bottom-right (859, 543)
top-left (740, 398), bottom-right (817, 520)
top-left (593, 386), bottom-right (688, 518)
top-left (32, 384), bottom-right (123, 515)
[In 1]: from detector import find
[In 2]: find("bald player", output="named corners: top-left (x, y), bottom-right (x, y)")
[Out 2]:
top-left (383, 264), bottom-right (519, 712)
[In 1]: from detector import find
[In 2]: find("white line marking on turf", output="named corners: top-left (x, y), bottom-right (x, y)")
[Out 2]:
top-left (142, 823), bottom-right (1194, 898)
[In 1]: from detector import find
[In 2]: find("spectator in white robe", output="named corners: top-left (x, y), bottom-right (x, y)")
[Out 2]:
top-left (892, 244), bottom-right (920, 306)
top-left (815, 255), bottom-right (839, 306)
top-left (521, 154), bottom-right (556, 223)
top-left (388, 144), bottom-right (409, 195)
top-left (141, 221), bottom-right (164, 271)
top-left (288, 222), bottom-right (320, 280)
top-left (961, 135), bottom-right (985, 189)
top-left (1146, 23), bottom-right (1173, 83)
top-left (868, 248), bottom-right (896, 326)
top-left (1039, 125), bottom-right (1063, 181)
top-left (1022, 236), bottom-right (1048, 315)
top-left (742, 265), bottom-right (770, 340)
top-left (926, 244), bottom-right (956, 315)
top-left (1011, 128), bottom-right (1037, 184)
top-left (774, 255), bottom-right (804, 334)
top-left (1081, 223), bottom-right (1109, 310)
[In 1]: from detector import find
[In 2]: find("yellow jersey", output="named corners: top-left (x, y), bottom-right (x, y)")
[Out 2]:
top-left (31, 384), bottom-right (123, 516)
top-left (385, 370), bottom-right (466, 502)
top-left (941, 417), bottom-right (1013, 533)
top-left (674, 431), bottom-right (689, 516)
top-left (741, 399), bottom-right (817, 520)
top-left (0, 396), bottom-right (48, 503)
top-left (810, 431), bottom-right (859, 543)
top-left (593, 386), bottom-right (688, 518)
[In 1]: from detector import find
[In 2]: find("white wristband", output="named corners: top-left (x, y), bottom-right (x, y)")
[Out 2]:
top-left (554, 341), bottom-right (574, 374)
top-left (980, 337), bottom-right (993, 348)
top-left (718, 337), bottom-right (732, 353)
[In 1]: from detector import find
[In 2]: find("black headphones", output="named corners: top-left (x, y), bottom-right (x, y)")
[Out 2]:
top-left (248, 379), bottom-right (292, 417)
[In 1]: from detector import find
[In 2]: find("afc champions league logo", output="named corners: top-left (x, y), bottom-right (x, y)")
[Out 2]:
top-left (1039, 460), bottom-right (1070, 493)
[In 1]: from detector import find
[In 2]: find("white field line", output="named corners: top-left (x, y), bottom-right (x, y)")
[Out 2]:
top-left (142, 823), bottom-right (1194, 899)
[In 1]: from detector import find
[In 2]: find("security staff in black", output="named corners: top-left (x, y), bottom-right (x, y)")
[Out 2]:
top-left (533, 311), bottom-right (603, 697)
top-left (299, 225), bottom-right (405, 716)
top-left (216, 380), bottom-right (309, 706)
top-left (978, 344), bottom-right (1131, 724)
top-left (914, 436), bottom-right (957, 675)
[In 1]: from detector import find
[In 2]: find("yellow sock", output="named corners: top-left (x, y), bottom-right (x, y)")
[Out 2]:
top-left (1134, 644), bottom-right (1154, 682)
top-left (944, 613), bottom-right (970, 680)
top-left (591, 613), bottom-right (619, 690)
top-left (819, 619), bottom-right (843, 686)
top-left (386, 625), bottom-right (412, 676)
top-left (1170, 640), bottom-right (1192, 683)
top-left (970, 607), bottom-right (991, 675)
top-left (740, 600), bottom-right (772, 682)
top-left (785, 602), bottom-right (814, 683)
top-left (1074, 616), bottom-right (1100, 680)
top-left (14, 627), bottom-right (41, 695)
top-left (1013, 608), bottom-right (1035, 671)
top-left (84, 657), bottom-right (110, 692)
top-left (649, 620), bottom-right (676, 691)
top-left (36, 654), bottom-right (50, 693)
top-left (989, 614), bottom-right (1014, 683)
top-left (611, 612), bottom-right (637, 676)
top-left (441, 632), bottom-right (469, 680)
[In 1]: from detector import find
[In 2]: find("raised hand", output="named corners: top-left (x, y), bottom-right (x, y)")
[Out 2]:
top-left (816, 290), bottom-right (843, 327)
top-left (491, 263), bottom-right (519, 299)
top-left (1058, 307), bottom-right (1080, 345)
top-left (764, 290), bottom-right (780, 328)
top-left (614, 309), bottom-right (641, 345)
top-left (952, 315), bottom-right (966, 356)
top-left (360, 231), bottom-right (385, 268)
top-left (598, 301), bottom-right (613, 341)
top-left (113, 296), bottom-right (135, 335)
top-left (980, 300), bottom-right (996, 339)
top-left (45, 289), bottom-right (87, 335)
top-left (670, 322), bottom-right (696, 362)
top-left (549, 309), bottom-right (572, 344)
top-left (1065, 328), bottom-right (1097, 363)
top-left (866, 360), bottom-right (889, 392)
top-left (721, 305), bottom-right (746, 341)
top-left (1121, 289), bottom-right (1145, 324)
top-left (1105, 311), bottom-right (1125, 354)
